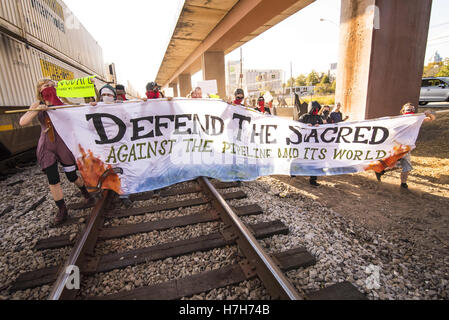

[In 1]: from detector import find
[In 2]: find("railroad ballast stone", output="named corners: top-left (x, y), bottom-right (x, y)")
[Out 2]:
top-left (0, 164), bottom-right (447, 300)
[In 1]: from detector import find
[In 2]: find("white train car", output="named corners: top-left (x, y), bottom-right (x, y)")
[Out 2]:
top-left (0, 0), bottom-right (109, 160)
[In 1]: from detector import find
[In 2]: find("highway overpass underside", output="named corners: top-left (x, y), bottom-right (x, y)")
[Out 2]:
top-left (157, 0), bottom-right (432, 119)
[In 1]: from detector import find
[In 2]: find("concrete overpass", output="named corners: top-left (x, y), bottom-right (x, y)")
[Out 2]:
top-left (156, 0), bottom-right (433, 120)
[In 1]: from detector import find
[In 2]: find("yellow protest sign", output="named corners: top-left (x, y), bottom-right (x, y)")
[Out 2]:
top-left (57, 76), bottom-right (96, 98)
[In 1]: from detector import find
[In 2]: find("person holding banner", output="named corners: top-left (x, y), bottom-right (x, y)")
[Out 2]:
top-left (256, 96), bottom-right (265, 113)
top-left (99, 84), bottom-right (117, 103)
top-left (145, 82), bottom-right (164, 99)
top-left (329, 102), bottom-right (349, 123)
top-left (115, 84), bottom-right (127, 101)
top-left (318, 105), bottom-right (331, 124)
top-left (98, 85), bottom-right (133, 207)
top-left (375, 103), bottom-right (436, 189)
top-left (19, 78), bottom-right (96, 225)
top-left (191, 87), bottom-right (203, 98)
top-left (232, 88), bottom-right (245, 106)
top-left (298, 102), bottom-right (324, 187)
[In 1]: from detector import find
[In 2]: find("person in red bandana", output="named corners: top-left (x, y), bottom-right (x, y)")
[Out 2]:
top-left (233, 88), bottom-right (245, 105)
top-left (115, 84), bottom-right (127, 101)
top-left (256, 96), bottom-right (265, 113)
top-left (19, 79), bottom-right (95, 225)
top-left (375, 102), bottom-right (436, 188)
top-left (145, 82), bottom-right (164, 99)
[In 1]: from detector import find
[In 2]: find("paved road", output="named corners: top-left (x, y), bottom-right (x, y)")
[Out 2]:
top-left (425, 102), bottom-right (449, 108)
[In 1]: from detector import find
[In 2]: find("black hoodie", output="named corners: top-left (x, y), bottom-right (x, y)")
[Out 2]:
top-left (298, 101), bottom-right (323, 125)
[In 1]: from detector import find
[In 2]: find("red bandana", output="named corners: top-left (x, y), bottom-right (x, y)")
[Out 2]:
top-left (41, 87), bottom-right (64, 106)
top-left (146, 91), bottom-right (160, 99)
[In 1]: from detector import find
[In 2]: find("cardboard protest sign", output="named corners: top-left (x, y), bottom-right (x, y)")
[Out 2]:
top-left (196, 80), bottom-right (218, 97)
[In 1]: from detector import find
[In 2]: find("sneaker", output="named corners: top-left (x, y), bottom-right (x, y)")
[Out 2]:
top-left (310, 180), bottom-right (320, 187)
top-left (401, 183), bottom-right (408, 189)
top-left (53, 204), bottom-right (68, 225)
top-left (375, 170), bottom-right (385, 181)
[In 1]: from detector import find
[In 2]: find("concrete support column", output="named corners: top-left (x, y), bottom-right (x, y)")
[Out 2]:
top-left (168, 83), bottom-right (179, 97)
top-left (201, 51), bottom-right (226, 98)
top-left (335, 0), bottom-right (432, 120)
top-left (178, 74), bottom-right (192, 97)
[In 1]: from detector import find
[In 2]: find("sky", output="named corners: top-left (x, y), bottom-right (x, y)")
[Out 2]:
top-left (64, 0), bottom-right (449, 95)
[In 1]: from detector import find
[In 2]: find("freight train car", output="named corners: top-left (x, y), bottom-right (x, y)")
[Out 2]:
top-left (0, 0), bottom-right (110, 161)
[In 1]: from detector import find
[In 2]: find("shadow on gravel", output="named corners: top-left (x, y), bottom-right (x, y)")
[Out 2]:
top-left (272, 173), bottom-right (449, 253)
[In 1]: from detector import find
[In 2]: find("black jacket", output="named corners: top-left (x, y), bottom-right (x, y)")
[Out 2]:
top-left (298, 101), bottom-right (323, 125)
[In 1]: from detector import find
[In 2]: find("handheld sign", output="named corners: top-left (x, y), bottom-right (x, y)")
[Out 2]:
top-left (57, 76), bottom-right (96, 98)
top-left (196, 80), bottom-right (218, 97)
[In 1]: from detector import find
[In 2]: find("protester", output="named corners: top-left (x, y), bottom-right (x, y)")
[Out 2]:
top-left (99, 84), bottom-right (117, 103)
top-left (98, 85), bottom-right (133, 206)
top-left (329, 102), bottom-right (349, 123)
top-left (298, 101), bottom-right (324, 186)
top-left (191, 87), bottom-right (202, 98)
top-left (115, 84), bottom-right (127, 101)
top-left (18, 79), bottom-right (95, 225)
top-left (145, 82), bottom-right (163, 99)
top-left (375, 103), bottom-right (436, 189)
top-left (256, 96), bottom-right (265, 113)
top-left (318, 105), bottom-right (331, 123)
top-left (233, 88), bottom-right (245, 105)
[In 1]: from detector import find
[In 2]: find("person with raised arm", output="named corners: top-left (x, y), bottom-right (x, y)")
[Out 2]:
top-left (19, 79), bottom-right (96, 225)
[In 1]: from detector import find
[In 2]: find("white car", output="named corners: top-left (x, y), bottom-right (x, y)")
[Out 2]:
top-left (419, 77), bottom-right (449, 105)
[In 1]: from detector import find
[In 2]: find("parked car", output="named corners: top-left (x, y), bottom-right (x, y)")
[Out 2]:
top-left (419, 77), bottom-right (449, 105)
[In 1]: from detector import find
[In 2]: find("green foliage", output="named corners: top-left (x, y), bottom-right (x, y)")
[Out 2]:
top-left (306, 70), bottom-right (320, 86)
top-left (295, 74), bottom-right (306, 86)
top-left (436, 58), bottom-right (449, 77)
top-left (286, 77), bottom-right (295, 88)
top-left (301, 95), bottom-right (335, 105)
top-left (423, 62), bottom-right (442, 77)
top-left (282, 71), bottom-right (336, 94)
top-left (320, 74), bottom-right (330, 84)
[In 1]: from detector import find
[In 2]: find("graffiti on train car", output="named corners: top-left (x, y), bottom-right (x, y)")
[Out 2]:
top-left (40, 59), bottom-right (74, 81)
top-left (31, 0), bottom-right (65, 32)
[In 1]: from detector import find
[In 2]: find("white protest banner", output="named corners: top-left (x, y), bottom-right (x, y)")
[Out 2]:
top-left (48, 99), bottom-right (425, 195)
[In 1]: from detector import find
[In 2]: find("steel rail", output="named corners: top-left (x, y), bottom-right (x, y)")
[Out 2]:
top-left (48, 190), bottom-right (110, 300)
top-left (199, 177), bottom-right (302, 300)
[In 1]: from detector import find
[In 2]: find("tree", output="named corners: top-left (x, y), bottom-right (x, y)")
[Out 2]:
top-left (436, 58), bottom-right (449, 77)
top-left (286, 77), bottom-right (295, 88)
top-left (295, 74), bottom-right (306, 86)
top-left (306, 70), bottom-right (320, 86)
top-left (320, 74), bottom-right (331, 85)
top-left (331, 80), bottom-right (337, 92)
top-left (423, 61), bottom-right (443, 77)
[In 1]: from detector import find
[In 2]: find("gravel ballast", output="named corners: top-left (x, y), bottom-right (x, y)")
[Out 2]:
top-left (0, 165), bottom-right (447, 300)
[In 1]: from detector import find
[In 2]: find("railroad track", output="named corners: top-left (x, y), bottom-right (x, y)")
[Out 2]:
top-left (0, 148), bottom-right (37, 181)
top-left (9, 177), bottom-right (366, 300)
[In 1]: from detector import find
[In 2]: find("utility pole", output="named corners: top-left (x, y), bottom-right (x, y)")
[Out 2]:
top-left (239, 48), bottom-right (243, 89)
